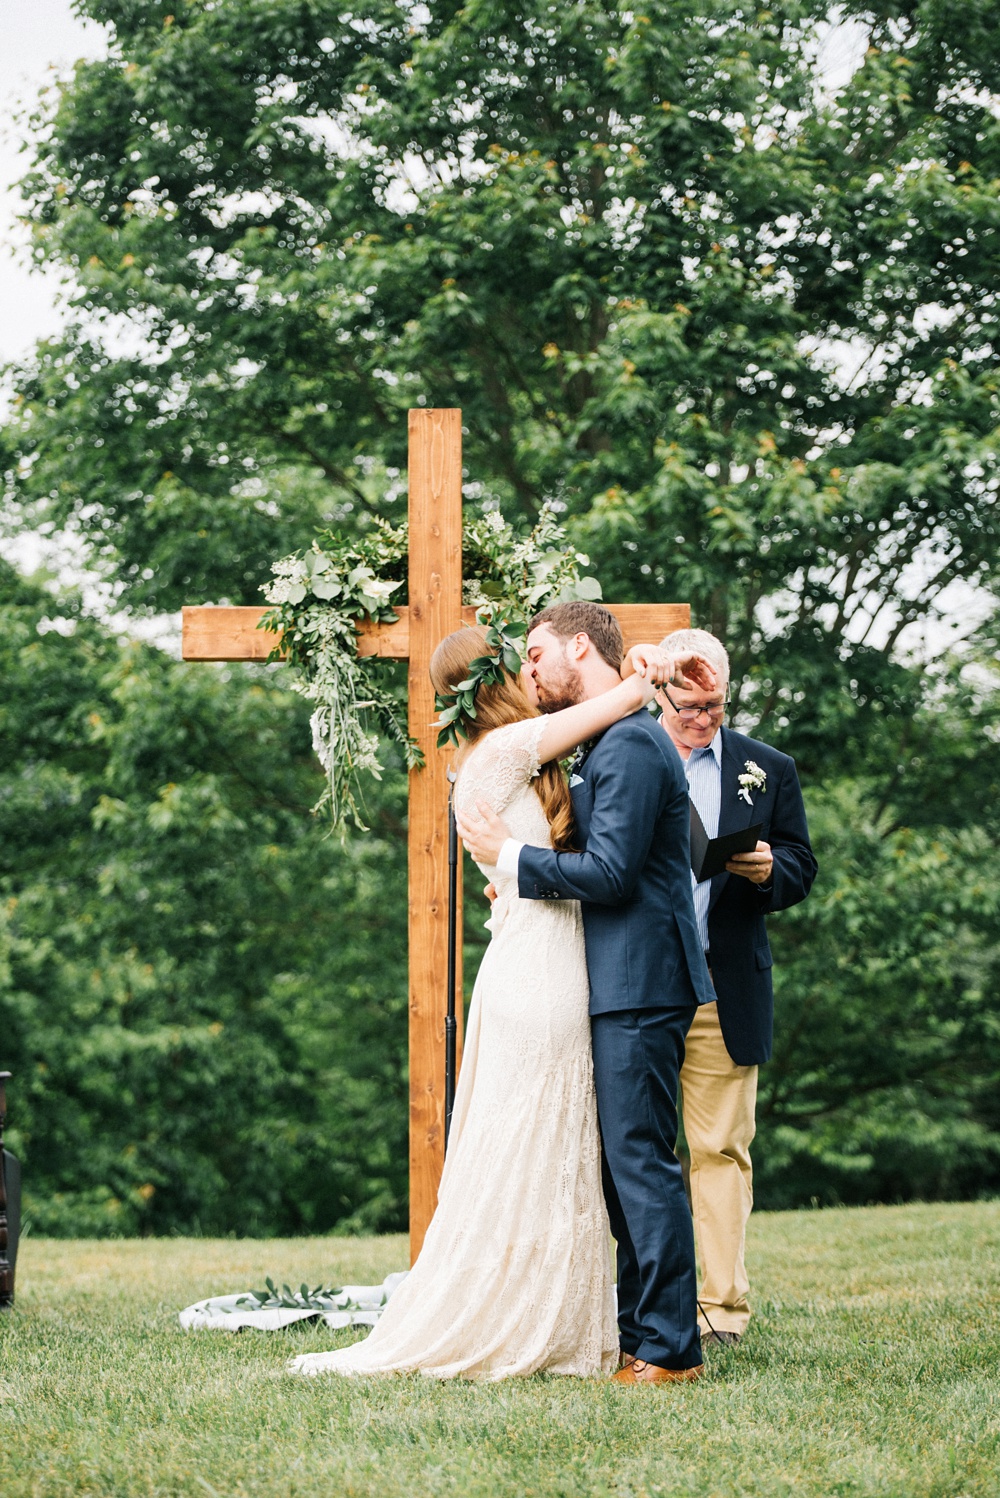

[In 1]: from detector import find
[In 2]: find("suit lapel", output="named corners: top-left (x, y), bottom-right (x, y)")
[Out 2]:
top-left (708, 728), bottom-right (756, 915)
top-left (717, 728), bottom-right (759, 835)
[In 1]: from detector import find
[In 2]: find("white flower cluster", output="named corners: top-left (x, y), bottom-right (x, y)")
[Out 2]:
top-left (737, 760), bottom-right (767, 805)
top-left (263, 556), bottom-right (310, 605)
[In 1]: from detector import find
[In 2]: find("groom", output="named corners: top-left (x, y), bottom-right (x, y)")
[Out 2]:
top-left (457, 601), bottom-right (715, 1383)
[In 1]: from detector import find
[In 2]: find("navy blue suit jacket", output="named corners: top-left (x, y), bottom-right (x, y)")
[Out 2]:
top-left (704, 726), bottom-right (817, 1066)
top-left (517, 710), bottom-right (715, 1015)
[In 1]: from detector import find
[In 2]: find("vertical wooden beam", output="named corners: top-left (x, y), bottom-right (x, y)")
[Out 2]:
top-left (407, 409), bottom-right (464, 1262)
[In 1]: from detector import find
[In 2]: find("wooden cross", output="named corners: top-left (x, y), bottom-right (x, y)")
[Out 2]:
top-left (182, 408), bottom-right (690, 1260)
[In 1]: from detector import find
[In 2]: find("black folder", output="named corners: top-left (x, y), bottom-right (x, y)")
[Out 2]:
top-left (689, 801), bottom-right (763, 883)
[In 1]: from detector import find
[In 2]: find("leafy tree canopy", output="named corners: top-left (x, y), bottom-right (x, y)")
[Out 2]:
top-left (3, 1), bottom-right (997, 757)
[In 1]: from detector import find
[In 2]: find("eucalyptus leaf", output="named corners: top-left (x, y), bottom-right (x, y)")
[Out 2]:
top-left (573, 576), bottom-right (604, 601)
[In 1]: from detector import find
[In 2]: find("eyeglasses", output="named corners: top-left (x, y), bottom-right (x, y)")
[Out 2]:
top-left (660, 685), bottom-right (730, 722)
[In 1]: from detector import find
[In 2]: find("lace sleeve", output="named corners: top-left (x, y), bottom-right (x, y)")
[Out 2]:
top-left (454, 716), bottom-right (549, 818)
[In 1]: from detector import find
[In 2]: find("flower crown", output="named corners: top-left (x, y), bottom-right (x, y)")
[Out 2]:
top-left (434, 614), bottom-right (527, 748)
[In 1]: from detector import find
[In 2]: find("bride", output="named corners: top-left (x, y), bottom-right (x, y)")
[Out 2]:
top-left (289, 625), bottom-right (708, 1380)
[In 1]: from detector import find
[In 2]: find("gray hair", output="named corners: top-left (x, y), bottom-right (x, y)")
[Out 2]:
top-left (658, 627), bottom-right (730, 684)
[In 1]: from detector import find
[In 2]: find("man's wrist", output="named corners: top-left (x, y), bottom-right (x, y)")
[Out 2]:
top-left (496, 839), bottom-right (523, 878)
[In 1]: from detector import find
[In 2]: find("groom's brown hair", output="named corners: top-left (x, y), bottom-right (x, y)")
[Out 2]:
top-left (529, 601), bottom-right (624, 671)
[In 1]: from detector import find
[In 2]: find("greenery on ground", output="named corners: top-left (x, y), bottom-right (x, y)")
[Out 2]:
top-left (1, 0), bottom-right (999, 1231)
top-left (2, 1203), bottom-right (999, 1497)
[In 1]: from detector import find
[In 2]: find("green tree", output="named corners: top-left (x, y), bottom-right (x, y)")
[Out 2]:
top-left (0, 561), bottom-right (411, 1235)
top-left (759, 764), bottom-right (1000, 1207)
top-left (5, 2), bottom-right (998, 719)
top-left (2, 1), bottom-right (999, 1224)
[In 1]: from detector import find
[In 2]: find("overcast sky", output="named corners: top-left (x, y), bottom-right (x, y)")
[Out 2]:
top-left (0, 0), bottom-right (108, 362)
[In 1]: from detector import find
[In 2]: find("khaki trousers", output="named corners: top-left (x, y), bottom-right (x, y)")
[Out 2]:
top-left (679, 1000), bottom-right (758, 1336)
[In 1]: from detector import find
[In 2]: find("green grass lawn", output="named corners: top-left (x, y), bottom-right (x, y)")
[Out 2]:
top-left (2, 1201), bottom-right (999, 1497)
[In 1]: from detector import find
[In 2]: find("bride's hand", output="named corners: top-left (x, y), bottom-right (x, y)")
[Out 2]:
top-left (624, 644), bottom-right (675, 687)
top-left (671, 652), bottom-right (718, 694)
top-left (624, 646), bottom-right (717, 696)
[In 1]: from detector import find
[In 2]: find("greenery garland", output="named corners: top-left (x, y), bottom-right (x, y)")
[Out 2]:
top-left (433, 613), bottom-right (528, 749)
top-left (261, 506), bottom-right (601, 835)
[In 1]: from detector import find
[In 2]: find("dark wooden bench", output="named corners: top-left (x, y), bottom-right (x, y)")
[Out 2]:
top-left (0, 1071), bottom-right (20, 1309)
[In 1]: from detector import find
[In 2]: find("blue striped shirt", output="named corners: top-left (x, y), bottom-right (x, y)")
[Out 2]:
top-left (677, 730), bottom-right (723, 954)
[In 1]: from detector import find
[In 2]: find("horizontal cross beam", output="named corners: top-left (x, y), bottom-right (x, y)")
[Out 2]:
top-left (181, 602), bottom-right (693, 663)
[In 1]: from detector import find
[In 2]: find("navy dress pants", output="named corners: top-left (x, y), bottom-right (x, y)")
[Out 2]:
top-left (591, 1004), bottom-right (703, 1371)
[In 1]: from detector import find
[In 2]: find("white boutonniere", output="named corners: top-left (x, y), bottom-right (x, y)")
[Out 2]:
top-left (737, 760), bottom-right (767, 806)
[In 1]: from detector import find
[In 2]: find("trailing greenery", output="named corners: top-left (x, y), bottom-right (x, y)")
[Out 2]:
top-left (261, 519), bottom-right (413, 832)
top-left (2, 1205), bottom-right (999, 1498)
top-left (262, 506), bottom-right (601, 827)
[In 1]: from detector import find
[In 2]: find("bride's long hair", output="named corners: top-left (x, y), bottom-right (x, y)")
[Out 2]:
top-left (430, 626), bottom-right (575, 852)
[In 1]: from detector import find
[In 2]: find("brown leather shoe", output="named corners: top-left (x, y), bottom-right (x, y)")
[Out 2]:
top-left (618, 1351), bottom-right (638, 1371)
top-left (612, 1358), bottom-right (705, 1385)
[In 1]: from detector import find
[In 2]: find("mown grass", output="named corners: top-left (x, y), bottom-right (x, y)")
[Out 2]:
top-left (2, 1201), bottom-right (999, 1497)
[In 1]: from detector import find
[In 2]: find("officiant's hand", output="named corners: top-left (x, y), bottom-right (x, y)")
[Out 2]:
top-left (456, 801), bottom-right (511, 867)
top-left (726, 840), bottom-right (773, 885)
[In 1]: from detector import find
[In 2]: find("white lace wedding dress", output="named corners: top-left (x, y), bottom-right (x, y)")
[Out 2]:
top-left (289, 716), bottom-right (617, 1380)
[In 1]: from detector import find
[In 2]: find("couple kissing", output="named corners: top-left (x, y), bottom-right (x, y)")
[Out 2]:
top-left (290, 601), bottom-right (717, 1384)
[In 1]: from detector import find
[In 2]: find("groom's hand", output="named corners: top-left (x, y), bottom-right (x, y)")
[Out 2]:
top-left (455, 801), bottom-right (511, 867)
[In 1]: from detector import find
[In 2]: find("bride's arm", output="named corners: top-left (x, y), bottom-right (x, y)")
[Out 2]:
top-left (535, 648), bottom-right (716, 766)
top-left (620, 644), bottom-right (717, 687)
top-left (535, 675), bottom-right (652, 766)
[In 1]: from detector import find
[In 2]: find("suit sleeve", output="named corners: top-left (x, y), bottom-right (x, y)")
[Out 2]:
top-left (517, 727), bottom-right (669, 905)
top-left (757, 755), bottom-right (817, 914)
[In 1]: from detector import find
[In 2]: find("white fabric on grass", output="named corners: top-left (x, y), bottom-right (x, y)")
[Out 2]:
top-left (179, 1272), bottom-right (408, 1332)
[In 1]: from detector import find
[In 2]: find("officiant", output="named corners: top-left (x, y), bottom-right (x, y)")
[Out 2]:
top-left (655, 628), bottom-right (817, 1348)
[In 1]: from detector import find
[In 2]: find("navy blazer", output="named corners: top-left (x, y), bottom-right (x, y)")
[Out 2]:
top-left (517, 710), bottom-right (715, 1015)
top-left (703, 726), bottom-right (817, 1066)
